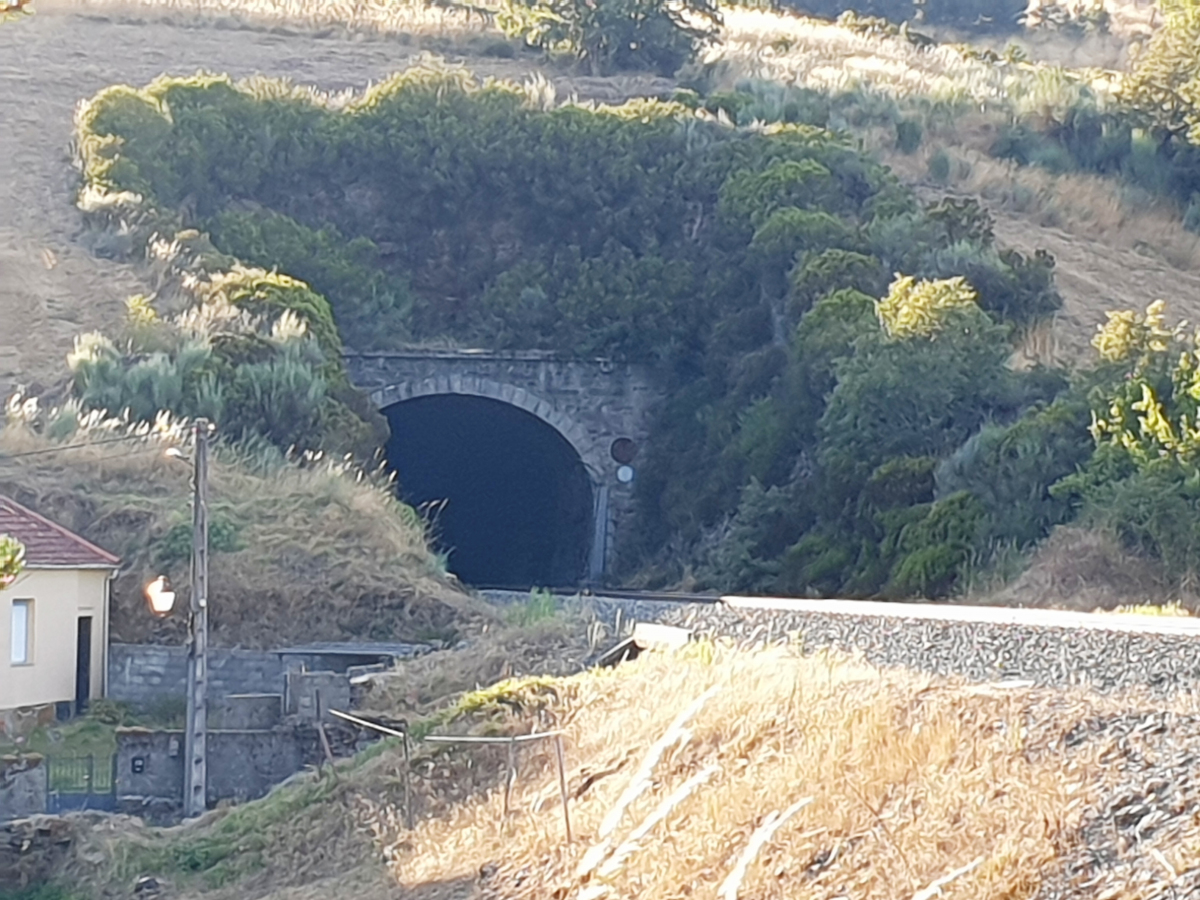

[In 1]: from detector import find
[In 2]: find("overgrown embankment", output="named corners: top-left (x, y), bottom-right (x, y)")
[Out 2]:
top-left (0, 404), bottom-right (485, 648)
top-left (37, 1), bottom-right (1200, 602)
top-left (34, 638), bottom-right (1200, 899)
top-left (73, 64), bottom-right (1074, 599)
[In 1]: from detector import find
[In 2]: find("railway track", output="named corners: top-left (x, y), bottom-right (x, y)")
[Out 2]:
top-left (481, 586), bottom-right (1200, 693)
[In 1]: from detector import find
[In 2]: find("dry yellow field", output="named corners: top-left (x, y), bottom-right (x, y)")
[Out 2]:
top-left (60, 640), bottom-right (1200, 899)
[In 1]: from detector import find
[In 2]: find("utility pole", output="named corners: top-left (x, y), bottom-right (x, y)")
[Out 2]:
top-left (184, 419), bottom-right (210, 818)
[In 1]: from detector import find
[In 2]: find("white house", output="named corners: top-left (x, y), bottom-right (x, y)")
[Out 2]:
top-left (0, 495), bottom-right (119, 730)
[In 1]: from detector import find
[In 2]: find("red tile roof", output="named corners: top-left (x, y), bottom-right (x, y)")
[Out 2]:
top-left (0, 495), bottom-right (120, 569)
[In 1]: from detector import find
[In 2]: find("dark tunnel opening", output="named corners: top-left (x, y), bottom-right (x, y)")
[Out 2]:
top-left (384, 394), bottom-right (594, 588)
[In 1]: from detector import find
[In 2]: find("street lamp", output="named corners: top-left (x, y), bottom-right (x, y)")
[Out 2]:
top-left (143, 576), bottom-right (176, 617)
top-left (145, 419), bottom-right (212, 819)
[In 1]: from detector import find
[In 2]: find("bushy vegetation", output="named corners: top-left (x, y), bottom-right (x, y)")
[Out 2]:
top-left (1054, 301), bottom-right (1200, 579)
top-left (968, 1), bottom-right (1200, 219)
top-left (0, 534), bottom-right (23, 586)
top-left (770, 0), bottom-right (1026, 32)
top-left (75, 62), bottom-right (1200, 596)
top-left (693, 12), bottom-right (1200, 237)
top-left (66, 271), bottom-right (384, 457)
top-left (74, 66), bottom-right (1073, 598)
top-left (497, 0), bottom-right (721, 74)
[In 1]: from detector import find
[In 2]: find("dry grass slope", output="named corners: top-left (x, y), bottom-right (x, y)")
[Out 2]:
top-left (0, 401), bottom-right (488, 647)
top-left (60, 641), bottom-right (1200, 899)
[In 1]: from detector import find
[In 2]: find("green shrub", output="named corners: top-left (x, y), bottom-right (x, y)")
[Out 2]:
top-left (207, 211), bottom-right (415, 351)
top-left (1120, 1), bottom-right (1200, 140)
top-left (886, 491), bottom-right (987, 597)
top-left (76, 66), bottom-right (1069, 599)
top-left (199, 268), bottom-right (342, 371)
top-left (789, 249), bottom-right (887, 319)
top-left (1048, 298), bottom-right (1200, 579)
top-left (927, 149), bottom-right (951, 184)
top-left (894, 118), bottom-right (922, 154)
top-left (497, 0), bottom-right (721, 74)
top-left (156, 514), bottom-right (245, 566)
top-left (935, 398), bottom-right (1091, 547)
top-left (0, 534), bottom-right (24, 586)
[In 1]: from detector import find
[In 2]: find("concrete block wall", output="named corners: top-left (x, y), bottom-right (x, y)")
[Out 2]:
top-left (108, 644), bottom-right (286, 712)
top-left (115, 726), bottom-right (318, 821)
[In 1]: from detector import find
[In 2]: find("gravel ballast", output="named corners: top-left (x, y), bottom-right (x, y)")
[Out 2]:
top-left (483, 590), bottom-right (1200, 695)
top-left (660, 597), bottom-right (1200, 694)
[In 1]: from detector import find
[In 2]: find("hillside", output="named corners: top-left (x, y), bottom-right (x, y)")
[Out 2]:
top-left (3, 0), bottom-right (1200, 403)
top-left (36, 639), bottom-right (1200, 899)
top-left (0, 406), bottom-right (487, 647)
top-left (9, 0), bottom-right (1200, 605)
top-left (0, 0), bottom-right (671, 403)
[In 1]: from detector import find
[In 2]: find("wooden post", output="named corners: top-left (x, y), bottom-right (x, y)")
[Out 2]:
top-left (184, 419), bottom-right (210, 818)
top-left (403, 732), bottom-right (414, 830)
top-left (554, 734), bottom-right (572, 843)
top-left (503, 737), bottom-right (517, 817)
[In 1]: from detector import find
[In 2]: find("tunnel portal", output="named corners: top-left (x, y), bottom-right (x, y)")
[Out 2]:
top-left (384, 394), bottom-right (594, 588)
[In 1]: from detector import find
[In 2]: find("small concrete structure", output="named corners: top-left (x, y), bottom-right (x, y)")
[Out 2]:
top-left (286, 671), bottom-right (350, 725)
top-left (115, 726), bottom-right (317, 822)
top-left (212, 694), bottom-right (283, 731)
top-left (107, 644), bottom-right (286, 714)
top-left (109, 641), bottom-right (431, 713)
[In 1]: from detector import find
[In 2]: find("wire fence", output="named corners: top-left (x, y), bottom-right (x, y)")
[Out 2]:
top-left (329, 709), bottom-right (573, 842)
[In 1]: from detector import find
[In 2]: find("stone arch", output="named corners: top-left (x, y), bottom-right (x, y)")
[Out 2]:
top-left (368, 376), bottom-right (600, 478)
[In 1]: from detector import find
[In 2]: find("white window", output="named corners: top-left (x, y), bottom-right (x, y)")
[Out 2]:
top-left (11, 599), bottom-right (30, 665)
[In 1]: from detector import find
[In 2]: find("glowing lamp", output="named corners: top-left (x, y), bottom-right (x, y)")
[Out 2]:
top-left (144, 575), bottom-right (177, 617)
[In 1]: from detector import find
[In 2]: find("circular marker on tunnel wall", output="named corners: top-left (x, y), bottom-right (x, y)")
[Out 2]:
top-left (611, 438), bottom-right (638, 464)
top-left (617, 465), bottom-right (635, 484)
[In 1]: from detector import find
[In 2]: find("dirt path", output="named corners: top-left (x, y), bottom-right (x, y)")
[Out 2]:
top-left (992, 216), bottom-right (1200, 361)
top-left (0, 1), bottom-right (1196, 402)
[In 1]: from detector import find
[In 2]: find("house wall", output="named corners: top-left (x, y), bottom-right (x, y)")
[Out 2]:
top-left (0, 568), bottom-right (110, 714)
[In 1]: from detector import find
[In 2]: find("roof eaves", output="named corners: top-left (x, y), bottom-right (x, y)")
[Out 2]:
top-left (24, 562), bottom-right (122, 571)
top-left (0, 495), bottom-right (122, 567)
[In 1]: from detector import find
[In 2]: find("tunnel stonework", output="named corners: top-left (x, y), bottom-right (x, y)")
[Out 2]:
top-left (344, 350), bottom-right (661, 581)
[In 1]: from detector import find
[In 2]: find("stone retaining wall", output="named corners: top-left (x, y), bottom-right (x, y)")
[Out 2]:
top-left (0, 756), bottom-right (46, 823)
top-left (115, 726), bottom-right (318, 823)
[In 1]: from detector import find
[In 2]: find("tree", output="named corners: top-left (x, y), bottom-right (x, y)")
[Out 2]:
top-left (497, 0), bottom-right (721, 75)
top-left (1087, 299), bottom-right (1200, 473)
top-left (1122, 0), bottom-right (1200, 138)
top-left (1052, 299), bottom-right (1200, 578)
top-left (0, 535), bottom-right (25, 588)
